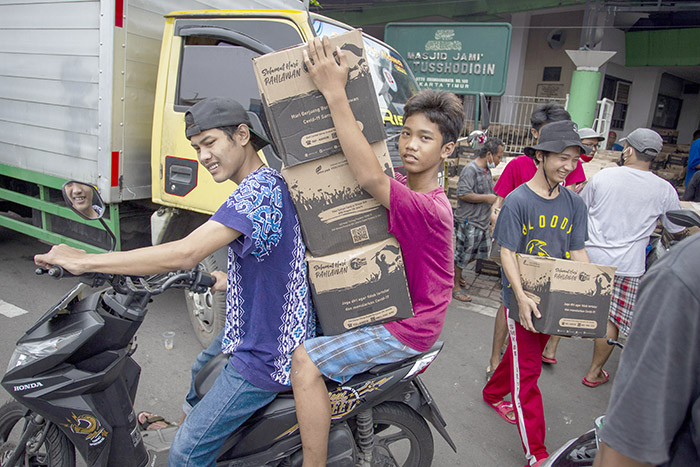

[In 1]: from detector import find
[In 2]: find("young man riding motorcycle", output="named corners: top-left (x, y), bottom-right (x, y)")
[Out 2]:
top-left (34, 97), bottom-right (315, 466)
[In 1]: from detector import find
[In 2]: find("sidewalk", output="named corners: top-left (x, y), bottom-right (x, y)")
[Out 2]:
top-left (453, 260), bottom-right (502, 317)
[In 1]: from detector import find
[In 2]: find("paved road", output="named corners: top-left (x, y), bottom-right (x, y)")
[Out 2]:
top-left (0, 227), bottom-right (618, 466)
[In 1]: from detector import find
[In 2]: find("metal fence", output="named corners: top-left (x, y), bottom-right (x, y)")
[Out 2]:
top-left (462, 95), bottom-right (615, 155)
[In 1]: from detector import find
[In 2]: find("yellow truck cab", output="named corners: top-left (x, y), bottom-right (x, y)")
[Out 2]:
top-left (0, 1), bottom-right (420, 347)
top-left (153, 9), bottom-right (419, 215)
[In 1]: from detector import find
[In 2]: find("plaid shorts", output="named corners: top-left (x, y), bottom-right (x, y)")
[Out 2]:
top-left (304, 325), bottom-right (421, 384)
top-left (454, 220), bottom-right (491, 268)
top-left (608, 275), bottom-right (640, 337)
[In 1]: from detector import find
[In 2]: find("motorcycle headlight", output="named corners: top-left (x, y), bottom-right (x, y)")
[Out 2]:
top-left (7, 330), bottom-right (82, 372)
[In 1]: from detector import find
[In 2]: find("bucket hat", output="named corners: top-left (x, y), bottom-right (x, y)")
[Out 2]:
top-left (185, 97), bottom-right (270, 151)
top-left (524, 120), bottom-right (590, 158)
top-left (619, 128), bottom-right (663, 157)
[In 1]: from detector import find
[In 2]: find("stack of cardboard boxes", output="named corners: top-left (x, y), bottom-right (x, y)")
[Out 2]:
top-left (253, 30), bottom-right (412, 336)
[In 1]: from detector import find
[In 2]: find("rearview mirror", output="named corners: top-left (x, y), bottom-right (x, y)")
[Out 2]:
top-left (61, 181), bottom-right (105, 220)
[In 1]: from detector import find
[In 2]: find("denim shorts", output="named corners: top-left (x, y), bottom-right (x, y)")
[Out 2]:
top-left (304, 324), bottom-right (421, 384)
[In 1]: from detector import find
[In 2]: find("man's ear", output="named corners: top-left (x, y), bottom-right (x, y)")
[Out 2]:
top-left (441, 141), bottom-right (455, 159)
top-left (535, 150), bottom-right (544, 164)
top-left (235, 123), bottom-right (252, 146)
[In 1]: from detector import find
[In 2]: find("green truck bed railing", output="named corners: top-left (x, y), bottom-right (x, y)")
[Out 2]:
top-left (0, 165), bottom-right (121, 253)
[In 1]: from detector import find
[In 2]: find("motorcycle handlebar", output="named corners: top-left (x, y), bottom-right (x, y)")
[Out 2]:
top-left (35, 265), bottom-right (73, 279)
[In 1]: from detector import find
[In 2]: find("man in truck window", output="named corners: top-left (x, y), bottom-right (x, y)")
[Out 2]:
top-left (35, 97), bottom-right (315, 466)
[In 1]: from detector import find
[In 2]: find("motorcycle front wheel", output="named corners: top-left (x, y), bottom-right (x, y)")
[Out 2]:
top-left (0, 401), bottom-right (75, 467)
top-left (368, 402), bottom-right (434, 467)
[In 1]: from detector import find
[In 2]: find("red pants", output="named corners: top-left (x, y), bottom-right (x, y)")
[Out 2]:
top-left (483, 307), bottom-right (550, 465)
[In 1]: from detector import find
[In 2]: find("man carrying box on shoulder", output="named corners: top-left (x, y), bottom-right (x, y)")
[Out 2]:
top-left (482, 120), bottom-right (591, 467)
top-left (289, 36), bottom-right (465, 467)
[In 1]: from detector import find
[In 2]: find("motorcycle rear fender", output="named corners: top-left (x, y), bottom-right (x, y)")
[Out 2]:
top-left (414, 376), bottom-right (457, 452)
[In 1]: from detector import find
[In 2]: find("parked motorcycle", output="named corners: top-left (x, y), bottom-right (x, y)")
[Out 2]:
top-left (543, 208), bottom-right (700, 467)
top-left (0, 181), bottom-right (454, 467)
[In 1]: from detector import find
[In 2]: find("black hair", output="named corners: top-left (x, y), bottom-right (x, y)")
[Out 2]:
top-left (403, 90), bottom-right (465, 145)
top-left (530, 102), bottom-right (571, 131)
top-left (476, 136), bottom-right (504, 158)
top-left (693, 129), bottom-right (700, 140)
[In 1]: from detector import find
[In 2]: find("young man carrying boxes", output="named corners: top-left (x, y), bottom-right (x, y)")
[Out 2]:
top-left (482, 120), bottom-right (591, 467)
top-left (289, 36), bottom-right (465, 467)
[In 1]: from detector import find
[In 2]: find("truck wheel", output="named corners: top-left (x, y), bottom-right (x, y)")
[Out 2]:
top-left (185, 254), bottom-right (226, 348)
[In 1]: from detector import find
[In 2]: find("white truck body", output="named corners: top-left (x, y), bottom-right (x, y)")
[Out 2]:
top-left (0, 0), bottom-right (306, 203)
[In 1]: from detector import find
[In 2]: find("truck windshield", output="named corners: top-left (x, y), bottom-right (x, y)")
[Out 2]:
top-left (311, 19), bottom-right (420, 137)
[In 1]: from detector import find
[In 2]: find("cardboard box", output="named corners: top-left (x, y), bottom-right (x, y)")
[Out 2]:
top-left (281, 140), bottom-right (392, 256)
top-left (508, 255), bottom-right (617, 338)
top-left (307, 237), bottom-right (413, 336)
top-left (253, 29), bottom-right (385, 167)
top-left (447, 176), bottom-right (459, 202)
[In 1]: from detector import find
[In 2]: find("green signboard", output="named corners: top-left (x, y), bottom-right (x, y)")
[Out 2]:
top-left (385, 22), bottom-right (511, 96)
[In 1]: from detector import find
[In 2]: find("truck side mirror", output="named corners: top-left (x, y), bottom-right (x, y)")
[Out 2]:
top-left (61, 181), bottom-right (105, 220)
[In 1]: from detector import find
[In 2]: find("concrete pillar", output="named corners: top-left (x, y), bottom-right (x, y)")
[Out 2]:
top-left (565, 50), bottom-right (616, 128)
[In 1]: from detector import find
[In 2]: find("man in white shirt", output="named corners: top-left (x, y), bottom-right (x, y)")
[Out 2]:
top-left (580, 128), bottom-right (685, 387)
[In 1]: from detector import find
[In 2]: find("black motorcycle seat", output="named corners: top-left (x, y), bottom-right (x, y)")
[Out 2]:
top-left (194, 341), bottom-right (444, 399)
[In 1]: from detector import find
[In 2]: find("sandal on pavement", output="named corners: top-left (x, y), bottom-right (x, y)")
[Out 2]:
top-left (137, 411), bottom-right (175, 431)
top-left (485, 400), bottom-right (516, 425)
top-left (582, 369), bottom-right (609, 388)
top-left (452, 290), bottom-right (472, 302)
top-left (541, 355), bottom-right (558, 365)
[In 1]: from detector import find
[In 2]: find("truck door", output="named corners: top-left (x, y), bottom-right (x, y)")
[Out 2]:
top-left (153, 15), bottom-right (307, 214)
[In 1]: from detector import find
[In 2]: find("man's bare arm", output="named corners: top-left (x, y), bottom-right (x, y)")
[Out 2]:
top-left (501, 247), bottom-right (541, 332)
top-left (303, 36), bottom-right (390, 208)
top-left (35, 220), bottom-right (239, 276)
top-left (593, 442), bottom-right (655, 467)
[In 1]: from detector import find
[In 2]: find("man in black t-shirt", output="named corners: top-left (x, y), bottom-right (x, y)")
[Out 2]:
top-left (594, 233), bottom-right (700, 466)
top-left (482, 120), bottom-right (590, 467)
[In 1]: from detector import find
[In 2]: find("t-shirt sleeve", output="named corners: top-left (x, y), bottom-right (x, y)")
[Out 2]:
top-left (660, 186), bottom-right (684, 233)
top-left (457, 165), bottom-right (476, 196)
top-left (493, 161), bottom-right (516, 198)
top-left (209, 173), bottom-right (277, 257)
top-left (564, 159), bottom-right (586, 186)
top-left (598, 269), bottom-right (700, 465)
top-left (569, 195), bottom-right (589, 250)
top-left (493, 198), bottom-right (522, 252)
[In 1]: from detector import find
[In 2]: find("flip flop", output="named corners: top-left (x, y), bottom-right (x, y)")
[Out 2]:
top-left (452, 290), bottom-right (472, 302)
top-left (485, 365), bottom-right (495, 382)
top-left (137, 411), bottom-right (175, 431)
top-left (541, 355), bottom-right (558, 365)
top-left (582, 369), bottom-right (610, 388)
top-left (485, 400), bottom-right (516, 425)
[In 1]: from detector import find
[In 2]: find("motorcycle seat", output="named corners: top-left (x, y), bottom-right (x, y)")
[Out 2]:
top-left (194, 341), bottom-right (444, 399)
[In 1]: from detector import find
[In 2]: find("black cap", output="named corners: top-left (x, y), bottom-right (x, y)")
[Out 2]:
top-left (185, 97), bottom-right (270, 151)
top-left (524, 120), bottom-right (590, 158)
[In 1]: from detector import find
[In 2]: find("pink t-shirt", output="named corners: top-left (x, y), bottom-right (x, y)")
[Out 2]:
top-left (383, 175), bottom-right (454, 352)
top-left (493, 155), bottom-right (586, 198)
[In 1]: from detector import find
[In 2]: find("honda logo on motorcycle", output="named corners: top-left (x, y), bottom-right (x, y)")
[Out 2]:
top-left (13, 382), bottom-right (43, 392)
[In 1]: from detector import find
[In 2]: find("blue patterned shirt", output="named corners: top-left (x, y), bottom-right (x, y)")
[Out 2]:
top-left (210, 167), bottom-right (314, 391)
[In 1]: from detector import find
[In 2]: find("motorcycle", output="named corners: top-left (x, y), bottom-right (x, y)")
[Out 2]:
top-left (0, 181), bottom-right (454, 467)
top-left (543, 208), bottom-right (700, 467)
